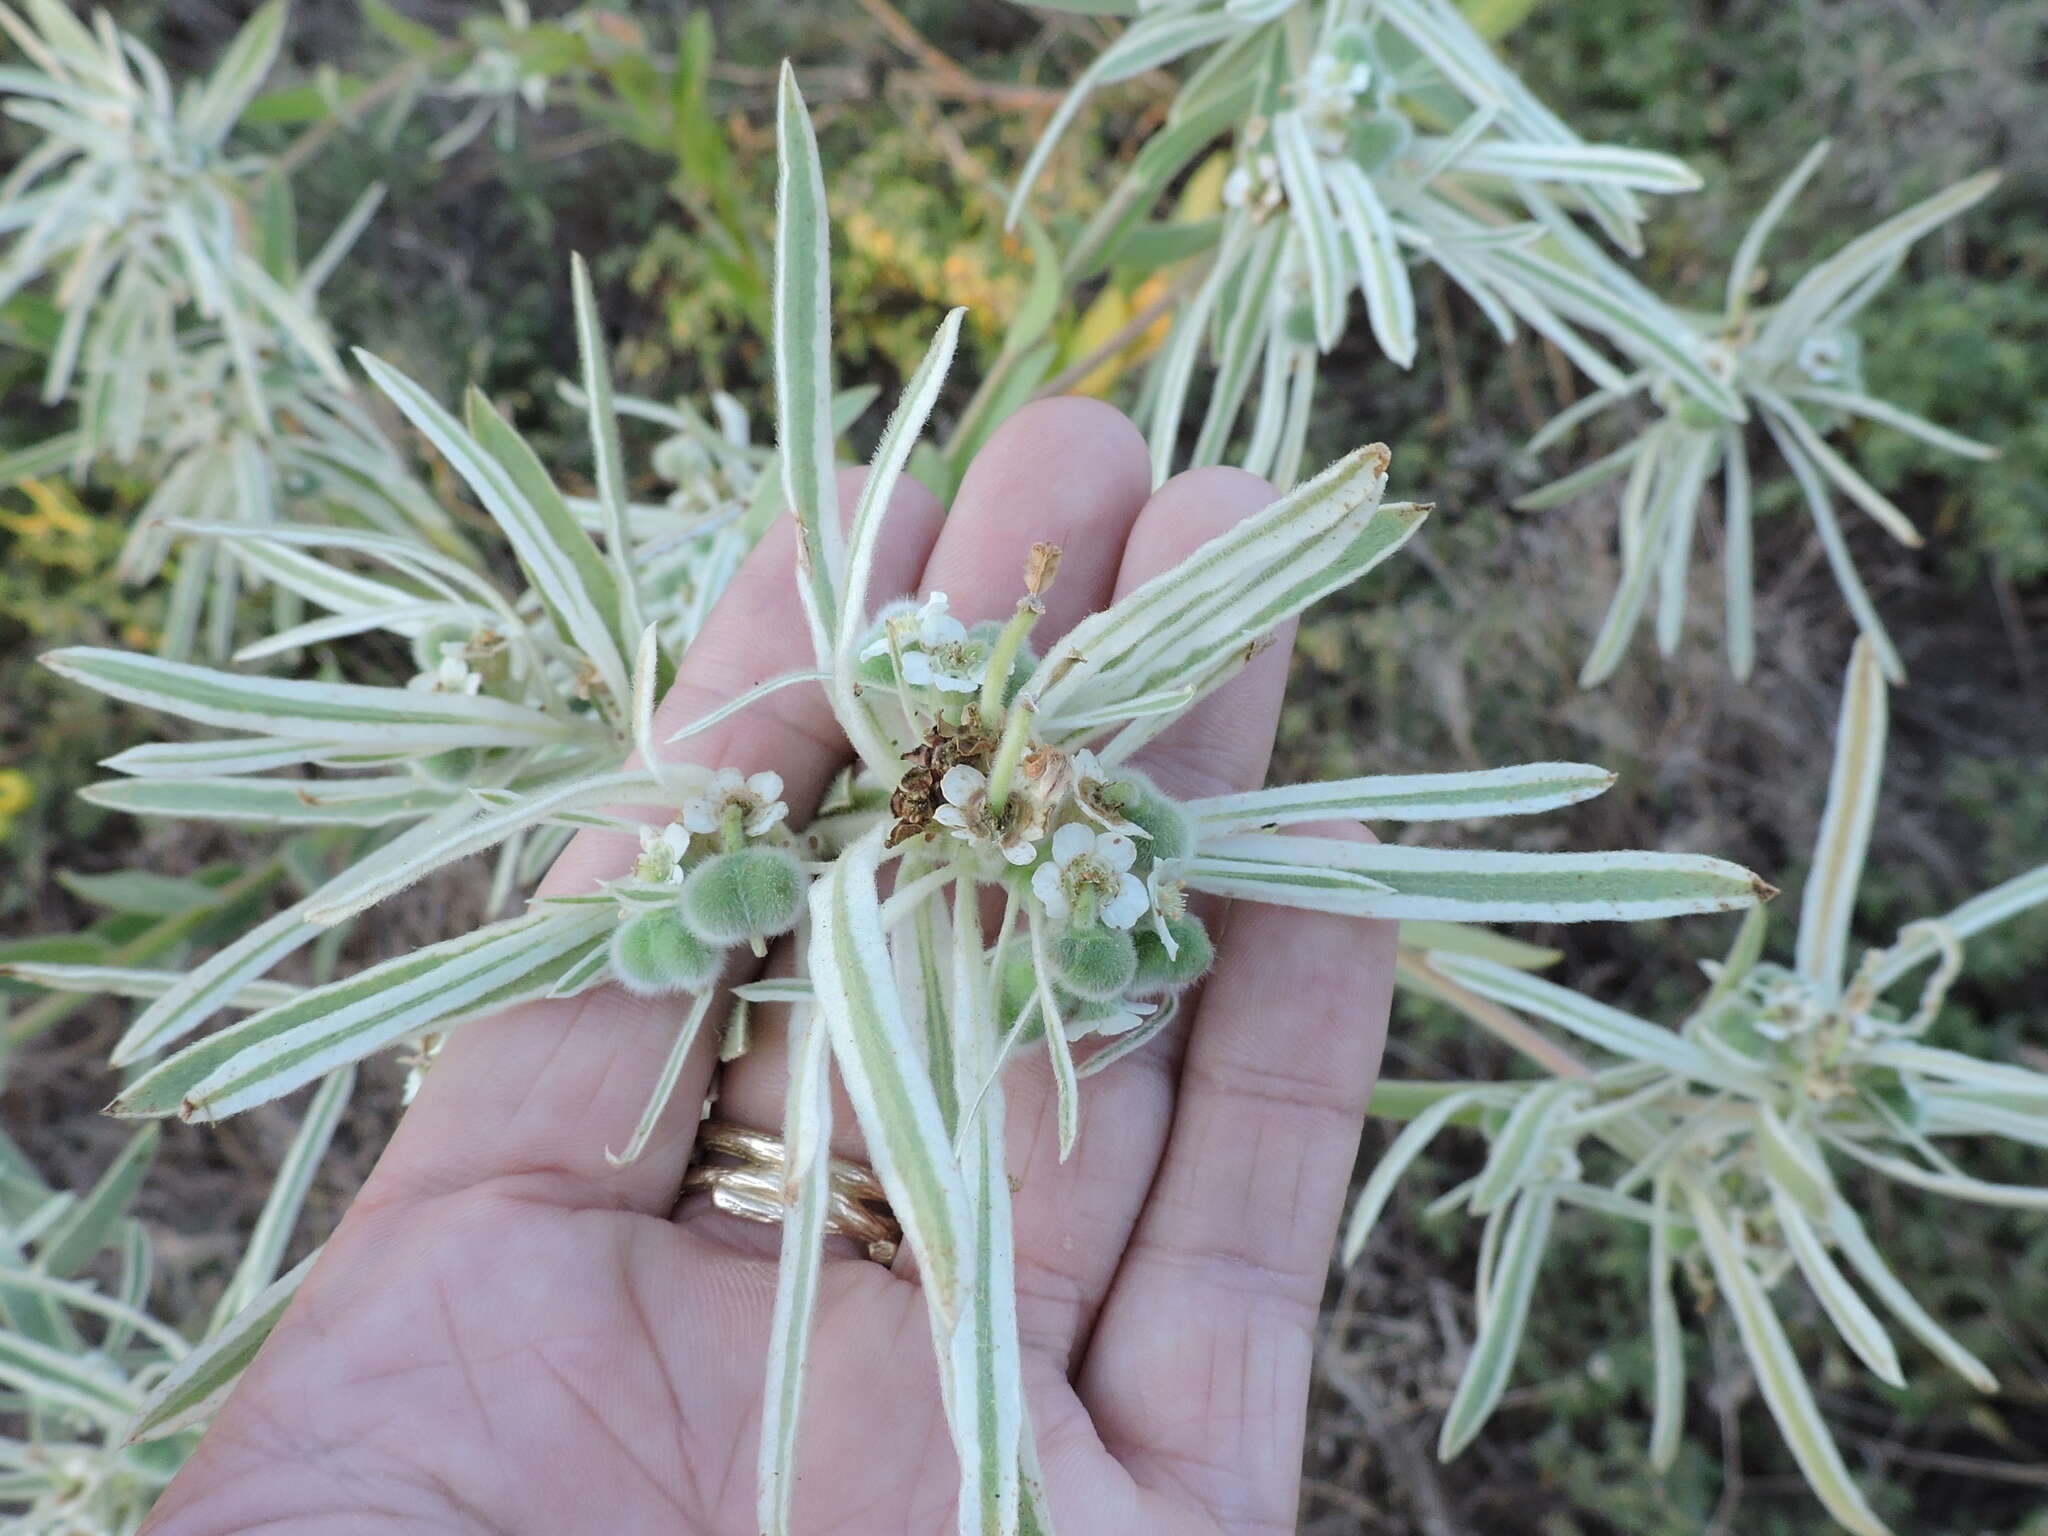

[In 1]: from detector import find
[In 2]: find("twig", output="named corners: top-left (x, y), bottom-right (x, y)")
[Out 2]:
top-left (1400, 953), bottom-right (1594, 1081)
top-left (1033, 258), bottom-right (1210, 400)
top-left (277, 58), bottom-right (430, 177)
top-left (855, 0), bottom-right (974, 87)
top-left (1319, 1352), bottom-right (1467, 1536)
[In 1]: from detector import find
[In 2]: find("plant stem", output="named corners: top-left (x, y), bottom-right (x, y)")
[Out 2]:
top-left (1033, 256), bottom-right (1210, 400)
top-left (1398, 951), bottom-right (1592, 1081)
top-left (277, 59), bottom-right (432, 178)
top-left (983, 695), bottom-right (1037, 817)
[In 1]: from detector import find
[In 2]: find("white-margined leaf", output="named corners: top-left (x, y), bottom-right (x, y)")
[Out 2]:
top-left (1757, 171), bottom-right (1999, 363)
top-left (569, 251), bottom-right (646, 645)
top-left (1452, 140), bottom-right (1700, 192)
top-left (808, 832), bottom-right (972, 1324)
top-left (1027, 446), bottom-right (1418, 729)
top-left (1726, 139), bottom-right (1832, 316)
top-left (0, 962), bottom-right (300, 1010)
top-left (34, 1124), bottom-right (157, 1279)
top-left (1770, 1182), bottom-right (1903, 1387)
top-left (773, 64), bottom-right (843, 658)
top-left (1647, 1172), bottom-right (1685, 1471)
top-left (1342, 1088), bottom-right (1491, 1264)
top-left (1756, 389), bottom-right (1922, 548)
top-left (83, 773), bottom-right (456, 826)
top-left (354, 351), bottom-right (632, 701)
top-left (757, 997), bottom-right (832, 1536)
top-left (1764, 413), bottom-right (1905, 683)
top-left (1426, 954), bottom-right (1759, 1091)
top-left (124, 1249), bottom-right (318, 1443)
top-left (1684, 1185), bottom-right (1893, 1536)
top-left (1196, 834), bottom-right (1769, 924)
top-left (1825, 1196), bottom-right (1996, 1392)
top-left (1325, 161), bottom-right (1418, 367)
top-left (111, 908), bottom-right (611, 1122)
top-left (1796, 636), bottom-right (1887, 998)
top-left (305, 768), bottom-right (663, 925)
top-left (1438, 1182), bottom-right (1557, 1458)
top-left (1190, 762), bottom-right (1614, 832)
top-left (1786, 385), bottom-right (1998, 462)
top-left (43, 647), bottom-right (575, 748)
top-left (210, 1066), bottom-right (353, 1330)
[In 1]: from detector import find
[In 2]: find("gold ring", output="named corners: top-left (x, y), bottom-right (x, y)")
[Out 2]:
top-left (681, 1120), bottom-right (902, 1265)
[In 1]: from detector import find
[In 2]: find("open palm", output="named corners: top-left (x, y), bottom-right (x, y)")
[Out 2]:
top-left (140, 400), bottom-right (1396, 1536)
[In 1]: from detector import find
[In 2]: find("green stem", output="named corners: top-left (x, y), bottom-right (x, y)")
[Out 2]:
top-left (977, 598), bottom-right (1042, 722)
top-left (983, 694), bottom-right (1037, 818)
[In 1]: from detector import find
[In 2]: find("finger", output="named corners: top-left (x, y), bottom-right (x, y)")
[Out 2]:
top-left (918, 395), bottom-right (1156, 632)
top-left (1079, 823), bottom-right (1397, 1531)
top-left (1003, 466), bottom-right (1296, 1370)
top-left (704, 398), bottom-right (1155, 1160)
top-left (366, 471), bottom-right (944, 1218)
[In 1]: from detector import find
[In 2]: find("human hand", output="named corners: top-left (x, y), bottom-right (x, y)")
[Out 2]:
top-left (139, 399), bottom-right (1398, 1536)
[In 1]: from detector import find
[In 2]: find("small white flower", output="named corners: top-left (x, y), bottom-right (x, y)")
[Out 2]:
top-left (1066, 997), bottom-right (1155, 1042)
top-left (1797, 332), bottom-right (1848, 384)
top-left (1295, 52), bottom-right (1372, 157)
top-left (632, 821), bottom-right (692, 885)
top-left (1145, 858), bottom-right (1189, 958)
top-left (934, 764), bottom-right (1045, 866)
top-left (863, 592), bottom-right (989, 695)
top-left (681, 768), bottom-right (788, 837)
top-left (406, 642), bottom-right (483, 696)
top-left (1071, 749), bottom-right (1145, 835)
top-left (1032, 822), bottom-right (1149, 930)
top-left (1223, 152), bottom-right (1285, 217)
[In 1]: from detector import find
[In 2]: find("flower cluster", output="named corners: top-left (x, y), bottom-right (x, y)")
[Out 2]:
top-left (602, 767), bottom-right (801, 997)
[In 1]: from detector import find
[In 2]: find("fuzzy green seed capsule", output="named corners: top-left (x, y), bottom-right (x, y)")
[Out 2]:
top-left (415, 746), bottom-right (479, 786)
top-left (1119, 777), bottom-right (1193, 863)
top-left (1348, 112), bottom-right (1411, 174)
top-left (1050, 923), bottom-right (1138, 1003)
top-left (683, 846), bottom-right (805, 945)
top-left (410, 620), bottom-right (473, 672)
top-left (610, 908), bottom-right (722, 995)
top-left (1133, 912), bottom-right (1213, 994)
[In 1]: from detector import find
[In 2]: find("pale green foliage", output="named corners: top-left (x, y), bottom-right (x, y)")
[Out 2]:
top-left (0, 1075), bottom-right (342, 1535)
top-left (0, 1), bottom-right (458, 660)
top-left (1517, 149), bottom-right (2001, 684)
top-left (1008, 0), bottom-right (1721, 485)
top-left (1353, 641), bottom-right (2048, 1536)
top-left (0, 7), bottom-right (2024, 1535)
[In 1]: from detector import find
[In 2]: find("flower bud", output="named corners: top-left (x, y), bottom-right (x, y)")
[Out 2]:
top-left (682, 846), bottom-right (805, 945)
top-left (415, 746), bottom-right (480, 786)
top-left (1133, 912), bottom-right (1213, 994)
top-left (1050, 922), bottom-right (1137, 1003)
top-left (1118, 776), bottom-right (1193, 862)
top-left (610, 907), bottom-right (722, 995)
top-left (997, 946), bottom-right (1119, 1039)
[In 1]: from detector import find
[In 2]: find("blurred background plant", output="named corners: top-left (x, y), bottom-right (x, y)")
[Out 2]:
top-left (1, 0), bottom-right (2043, 1532)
